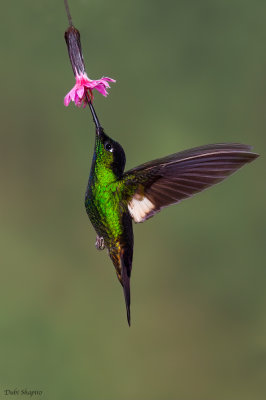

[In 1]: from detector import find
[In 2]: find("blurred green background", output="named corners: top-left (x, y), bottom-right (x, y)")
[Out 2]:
top-left (1, 0), bottom-right (266, 399)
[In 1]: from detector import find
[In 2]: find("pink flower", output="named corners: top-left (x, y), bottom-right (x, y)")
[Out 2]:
top-left (64, 72), bottom-right (116, 107)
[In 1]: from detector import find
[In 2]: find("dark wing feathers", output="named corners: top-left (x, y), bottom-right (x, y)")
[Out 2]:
top-left (128, 143), bottom-right (254, 172)
top-left (124, 143), bottom-right (258, 222)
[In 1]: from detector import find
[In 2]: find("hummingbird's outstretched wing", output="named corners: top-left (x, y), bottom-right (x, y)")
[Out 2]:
top-left (122, 143), bottom-right (258, 223)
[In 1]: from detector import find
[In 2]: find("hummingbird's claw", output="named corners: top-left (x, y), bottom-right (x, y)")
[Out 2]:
top-left (95, 236), bottom-right (105, 250)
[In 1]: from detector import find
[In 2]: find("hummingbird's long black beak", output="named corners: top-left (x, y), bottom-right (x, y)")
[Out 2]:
top-left (85, 93), bottom-right (102, 131)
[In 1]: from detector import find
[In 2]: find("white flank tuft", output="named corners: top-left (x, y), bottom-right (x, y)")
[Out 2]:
top-left (128, 196), bottom-right (155, 222)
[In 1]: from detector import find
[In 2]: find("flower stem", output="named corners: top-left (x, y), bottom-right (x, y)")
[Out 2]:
top-left (64, 0), bottom-right (73, 27)
top-left (64, 1), bottom-right (102, 130)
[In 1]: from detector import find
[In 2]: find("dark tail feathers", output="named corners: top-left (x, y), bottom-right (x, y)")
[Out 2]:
top-left (121, 252), bottom-right (131, 326)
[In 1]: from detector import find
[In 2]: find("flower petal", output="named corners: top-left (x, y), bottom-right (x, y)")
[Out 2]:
top-left (95, 84), bottom-right (108, 96)
top-left (64, 72), bottom-right (116, 107)
top-left (76, 86), bottom-right (84, 98)
top-left (64, 93), bottom-right (71, 106)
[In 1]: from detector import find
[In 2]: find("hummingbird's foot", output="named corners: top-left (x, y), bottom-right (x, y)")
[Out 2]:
top-left (95, 236), bottom-right (105, 250)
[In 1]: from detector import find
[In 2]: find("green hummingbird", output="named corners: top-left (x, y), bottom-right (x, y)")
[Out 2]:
top-left (84, 107), bottom-right (258, 326)
top-left (62, 1), bottom-right (258, 325)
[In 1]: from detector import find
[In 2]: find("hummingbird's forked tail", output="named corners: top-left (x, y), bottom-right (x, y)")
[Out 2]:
top-left (109, 245), bottom-right (132, 326)
top-left (121, 251), bottom-right (131, 326)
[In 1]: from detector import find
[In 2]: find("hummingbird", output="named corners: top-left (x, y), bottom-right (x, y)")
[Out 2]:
top-left (84, 107), bottom-right (258, 326)
top-left (63, 0), bottom-right (259, 325)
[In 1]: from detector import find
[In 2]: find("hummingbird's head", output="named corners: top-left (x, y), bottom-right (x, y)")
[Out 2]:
top-left (95, 127), bottom-right (126, 177)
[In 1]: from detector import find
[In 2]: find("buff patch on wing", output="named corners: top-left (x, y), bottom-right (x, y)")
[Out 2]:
top-left (128, 195), bottom-right (155, 223)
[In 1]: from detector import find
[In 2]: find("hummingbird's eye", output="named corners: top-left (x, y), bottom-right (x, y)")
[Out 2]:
top-left (104, 142), bottom-right (113, 152)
